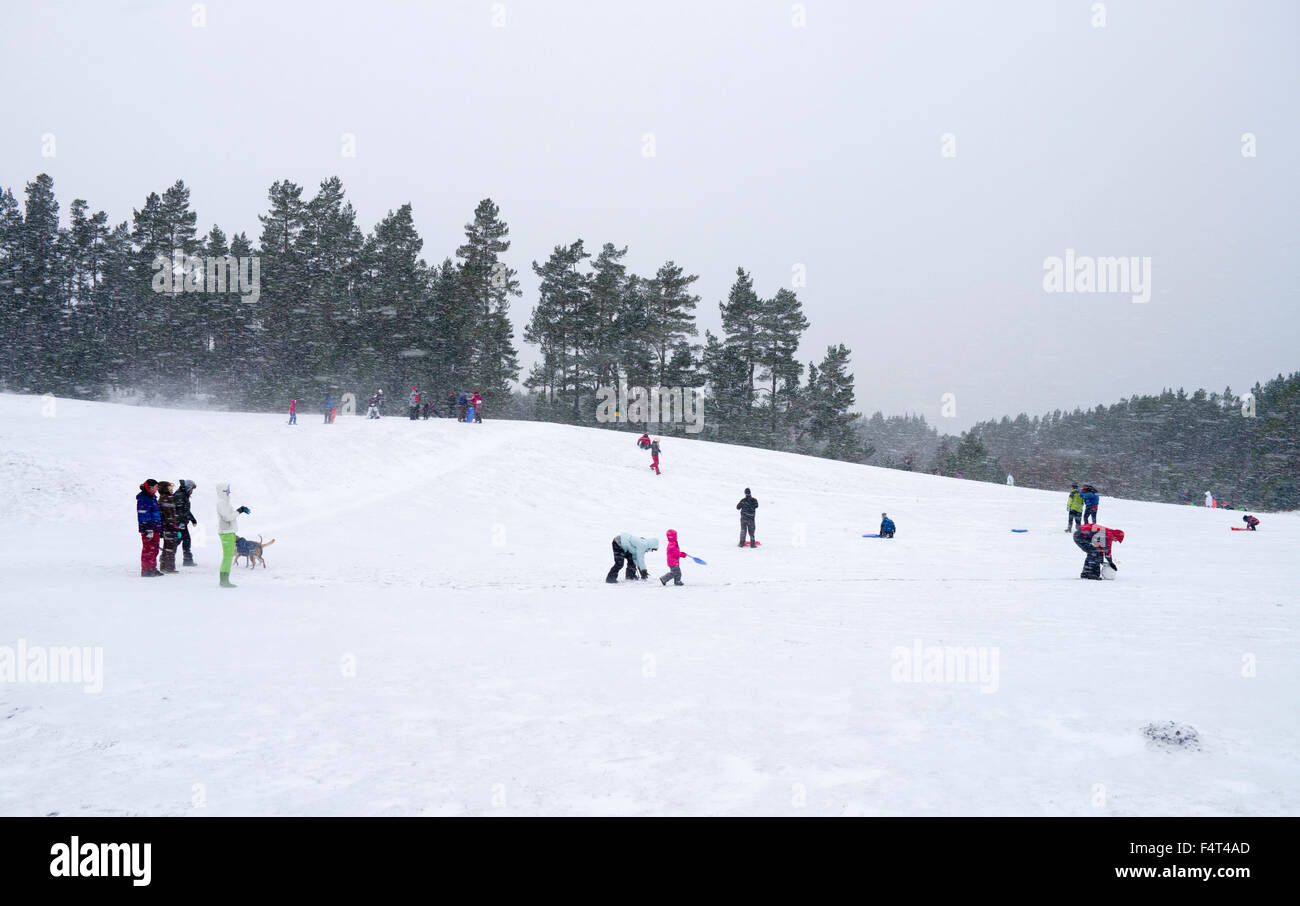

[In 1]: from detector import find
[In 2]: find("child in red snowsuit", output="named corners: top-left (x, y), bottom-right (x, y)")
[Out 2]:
top-left (660, 529), bottom-right (689, 586)
top-left (649, 438), bottom-right (661, 475)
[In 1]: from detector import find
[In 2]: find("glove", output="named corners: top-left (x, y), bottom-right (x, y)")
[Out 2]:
top-left (1107, 558), bottom-right (1117, 570)
top-left (177, 531), bottom-right (183, 540)
top-left (639, 569), bottom-right (649, 580)
top-left (189, 515), bottom-right (198, 525)
top-left (237, 506), bottom-right (250, 515)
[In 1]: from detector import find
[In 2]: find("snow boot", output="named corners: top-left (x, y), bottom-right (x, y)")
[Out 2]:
top-left (219, 572), bottom-right (237, 588)
top-left (141, 569), bottom-right (160, 578)
top-left (606, 576), bottom-right (618, 584)
top-left (673, 580), bottom-right (684, 586)
top-left (660, 576), bottom-right (669, 586)
top-left (183, 559), bottom-right (197, 567)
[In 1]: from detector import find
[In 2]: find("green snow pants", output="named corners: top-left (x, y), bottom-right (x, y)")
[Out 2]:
top-left (220, 532), bottom-right (236, 573)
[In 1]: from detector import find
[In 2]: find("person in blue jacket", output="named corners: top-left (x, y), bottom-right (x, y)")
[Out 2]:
top-left (323, 394), bottom-right (334, 424)
top-left (879, 512), bottom-right (896, 538)
top-left (136, 479), bottom-right (164, 577)
top-left (1081, 485), bottom-right (1100, 523)
top-left (606, 533), bottom-right (660, 583)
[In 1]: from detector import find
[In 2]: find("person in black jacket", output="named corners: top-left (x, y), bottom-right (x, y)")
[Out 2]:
top-left (737, 488), bottom-right (758, 546)
top-left (173, 479), bottom-right (199, 566)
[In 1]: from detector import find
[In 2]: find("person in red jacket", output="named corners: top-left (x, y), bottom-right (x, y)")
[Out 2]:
top-left (1243, 514), bottom-right (1260, 531)
top-left (288, 398), bottom-right (297, 425)
top-left (659, 529), bottom-right (690, 586)
top-left (470, 390), bottom-right (484, 423)
top-left (1073, 523), bottom-right (1124, 579)
top-left (636, 433), bottom-right (651, 450)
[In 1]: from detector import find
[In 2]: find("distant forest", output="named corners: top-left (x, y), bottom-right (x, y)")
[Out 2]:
top-left (3, 173), bottom-right (1296, 510)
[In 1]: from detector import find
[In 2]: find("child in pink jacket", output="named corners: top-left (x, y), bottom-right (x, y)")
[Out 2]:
top-left (659, 529), bottom-right (689, 586)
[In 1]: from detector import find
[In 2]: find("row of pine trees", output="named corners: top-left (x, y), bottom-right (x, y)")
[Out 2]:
top-left (2, 173), bottom-right (1297, 507)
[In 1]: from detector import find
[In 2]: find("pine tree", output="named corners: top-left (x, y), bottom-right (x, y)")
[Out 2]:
top-left (802, 344), bottom-right (862, 461)
top-left (255, 180), bottom-right (307, 404)
top-left (456, 199), bottom-right (520, 398)
top-left (644, 261), bottom-right (699, 386)
top-left (757, 287), bottom-right (808, 448)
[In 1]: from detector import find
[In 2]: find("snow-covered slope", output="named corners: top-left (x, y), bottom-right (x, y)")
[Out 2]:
top-left (1, 393), bottom-right (1295, 816)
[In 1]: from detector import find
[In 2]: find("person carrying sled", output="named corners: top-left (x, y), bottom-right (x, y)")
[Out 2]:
top-left (157, 481), bottom-right (181, 573)
top-left (1073, 522), bottom-right (1123, 580)
top-left (879, 513), bottom-right (896, 538)
top-left (1243, 514), bottom-right (1260, 531)
top-left (737, 488), bottom-right (758, 546)
top-left (216, 482), bottom-right (251, 589)
top-left (636, 433), bottom-right (652, 450)
top-left (174, 479), bottom-right (199, 566)
top-left (1080, 484), bottom-right (1100, 523)
top-left (606, 533), bottom-right (660, 583)
top-left (649, 438), bottom-right (661, 475)
top-left (136, 479), bottom-right (163, 577)
top-left (1066, 483), bottom-right (1085, 532)
top-left (660, 529), bottom-right (690, 586)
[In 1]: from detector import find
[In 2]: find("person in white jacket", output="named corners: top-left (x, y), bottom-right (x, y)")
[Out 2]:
top-left (216, 482), bottom-right (249, 588)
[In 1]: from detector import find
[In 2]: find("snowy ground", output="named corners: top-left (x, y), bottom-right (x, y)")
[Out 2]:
top-left (0, 393), bottom-right (1295, 816)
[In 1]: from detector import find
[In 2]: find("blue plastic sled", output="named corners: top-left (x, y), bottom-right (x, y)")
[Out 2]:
top-left (689, 556), bottom-right (707, 565)
top-left (1011, 529), bottom-right (1029, 533)
top-left (862, 533), bottom-right (882, 538)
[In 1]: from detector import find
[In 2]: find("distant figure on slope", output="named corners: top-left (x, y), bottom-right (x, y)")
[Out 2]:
top-left (606, 533), bottom-right (659, 583)
top-left (408, 386), bottom-right (420, 421)
top-left (1006, 474), bottom-right (1014, 486)
top-left (470, 390), bottom-right (483, 423)
top-left (879, 513), bottom-right (896, 538)
top-left (637, 432), bottom-right (651, 450)
top-left (1205, 490), bottom-right (1214, 508)
top-left (737, 488), bottom-right (758, 547)
top-left (447, 390), bottom-right (457, 419)
top-left (136, 479), bottom-right (163, 578)
top-left (323, 394), bottom-right (334, 424)
top-left (174, 479), bottom-right (199, 566)
top-left (375, 388), bottom-right (385, 415)
top-left (457, 391), bottom-right (469, 422)
top-left (157, 481), bottom-right (180, 573)
top-left (1243, 514), bottom-right (1260, 531)
top-left (649, 438), bottom-right (661, 475)
top-left (660, 529), bottom-right (690, 586)
top-left (1073, 523), bottom-right (1123, 580)
top-left (216, 482), bottom-right (251, 589)
top-left (367, 392), bottom-right (381, 419)
top-left (1080, 484), bottom-right (1100, 523)
top-left (288, 398), bottom-right (297, 425)
top-left (1066, 483), bottom-right (1084, 533)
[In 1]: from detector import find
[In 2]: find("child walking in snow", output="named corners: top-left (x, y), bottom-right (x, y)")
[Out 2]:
top-left (649, 438), bottom-right (661, 475)
top-left (660, 529), bottom-right (689, 586)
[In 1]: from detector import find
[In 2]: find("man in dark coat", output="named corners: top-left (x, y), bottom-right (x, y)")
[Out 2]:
top-left (136, 479), bottom-right (163, 577)
top-left (157, 481), bottom-right (180, 573)
top-left (737, 488), bottom-right (758, 546)
top-left (173, 479), bottom-right (199, 566)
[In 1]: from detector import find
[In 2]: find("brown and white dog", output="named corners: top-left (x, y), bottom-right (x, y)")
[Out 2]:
top-left (234, 534), bottom-right (276, 569)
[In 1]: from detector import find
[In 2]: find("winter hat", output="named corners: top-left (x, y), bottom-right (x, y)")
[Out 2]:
top-left (140, 479), bottom-right (158, 494)
top-left (744, 488), bottom-right (751, 495)
top-left (1243, 514), bottom-right (1249, 522)
top-left (1071, 483), bottom-right (1079, 489)
top-left (881, 512), bottom-right (888, 518)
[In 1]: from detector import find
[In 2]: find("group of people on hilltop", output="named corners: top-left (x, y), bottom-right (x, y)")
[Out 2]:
top-left (136, 478), bottom-right (255, 587)
top-left (285, 388), bottom-right (486, 423)
top-left (1065, 482), bottom-right (1100, 531)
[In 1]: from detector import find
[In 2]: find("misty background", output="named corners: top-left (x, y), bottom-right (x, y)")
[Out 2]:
top-left (2, 0), bottom-right (1296, 430)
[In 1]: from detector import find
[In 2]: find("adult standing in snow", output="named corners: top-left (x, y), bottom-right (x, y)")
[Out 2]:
top-left (157, 481), bottom-right (180, 573)
top-left (1006, 474), bottom-right (1014, 486)
top-left (174, 479), bottom-right (199, 566)
top-left (1073, 523), bottom-right (1123, 580)
top-left (649, 438), bottom-right (661, 475)
top-left (323, 394), bottom-right (334, 424)
top-left (737, 488), bottom-right (758, 547)
top-left (1066, 483), bottom-right (1084, 533)
top-left (447, 390), bottom-right (457, 419)
top-left (136, 479), bottom-right (163, 577)
top-left (879, 513), bottom-right (896, 538)
top-left (288, 399), bottom-right (297, 425)
top-left (606, 533), bottom-right (659, 583)
top-left (1081, 484), bottom-right (1100, 523)
top-left (367, 392), bottom-right (380, 419)
top-left (1204, 490), bottom-right (1214, 508)
top-left (408, 386), bottom-right (420, 420)
top-left (470, 390), bottom-right (484, 423)
top-left (457, 391), bottom-right (469, 422)
top-left (659, 529), bottom-right (690, 586)
top-left (216, 482), bottom-right (250, 589)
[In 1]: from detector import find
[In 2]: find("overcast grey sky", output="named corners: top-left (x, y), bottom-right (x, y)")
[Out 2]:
top-left (3, 0), bottom-right (1296, 429)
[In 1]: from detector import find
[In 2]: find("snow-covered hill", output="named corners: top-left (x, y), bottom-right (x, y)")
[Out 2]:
top-left (1, 393), bottom-right (1295, 816)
